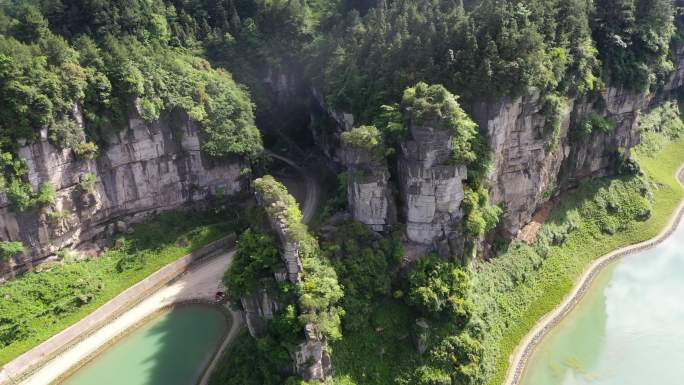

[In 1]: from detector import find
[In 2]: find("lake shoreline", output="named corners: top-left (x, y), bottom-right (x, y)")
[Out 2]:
top-left (52, 302), bottom-right (231, 385)
top-left (504, 163), bottom-right (684, 385)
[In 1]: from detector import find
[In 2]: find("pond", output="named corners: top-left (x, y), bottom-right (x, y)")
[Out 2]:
top-left (60, 305), bottom-right (227, 385)
top-left (520, 214), bottom-right (684, 385)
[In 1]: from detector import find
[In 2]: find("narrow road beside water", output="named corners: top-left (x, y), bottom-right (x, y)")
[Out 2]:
top-left (7, 152), bottom-right (318, 385)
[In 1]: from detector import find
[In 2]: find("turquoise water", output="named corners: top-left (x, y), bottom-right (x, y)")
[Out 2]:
top-left (61, 305), bottom-right (227, 385)
top-left (520, 215), bottom-right (684, 385)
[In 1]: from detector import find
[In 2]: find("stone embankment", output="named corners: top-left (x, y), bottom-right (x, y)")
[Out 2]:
top-left (504, 165), bottom-right (684, 385)
top-left (0, 234), bottom-right (236, 385)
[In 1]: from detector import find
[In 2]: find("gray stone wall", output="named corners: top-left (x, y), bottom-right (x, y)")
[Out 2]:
top-left (341, 144), bottom-right (395, 232)
top-left (0, 103), bottom-right (244, 272)
top-left (398, 120), bottom-right (468, 246)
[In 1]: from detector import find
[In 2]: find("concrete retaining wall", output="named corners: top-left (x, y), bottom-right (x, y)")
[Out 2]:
top-left (0, 233), bottom-right (236, 385)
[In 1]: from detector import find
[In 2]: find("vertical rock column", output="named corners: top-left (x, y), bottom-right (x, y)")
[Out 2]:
top-left (253, 176), bottom-right (332, 381)
top-left (399, 121), bottom-right (468, 248)
top-left (341, 125), bottom-right (395, 232)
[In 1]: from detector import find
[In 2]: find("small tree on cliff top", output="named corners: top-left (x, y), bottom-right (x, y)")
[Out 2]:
top-left (401, 82), bottom-right (479, 164)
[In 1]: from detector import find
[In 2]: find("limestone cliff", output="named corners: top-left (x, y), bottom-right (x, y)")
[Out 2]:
top-left (474, 86), bottom-right (657, 238)
top-left (249, 176), bottom-right (333, 382)
top-left (398, 120), bottom-right (468, 247)
top-left (0, 103), bottom-right (245, 273)
top-left (340, 130), bottom-right (395, 232)
top-left (328, 64), bottom-right (684, 253)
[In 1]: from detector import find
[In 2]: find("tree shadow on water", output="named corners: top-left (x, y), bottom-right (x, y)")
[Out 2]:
top-left (63, 304), bottom-right (228, 385)
top-left (142, 304), bottom-right (229, 385)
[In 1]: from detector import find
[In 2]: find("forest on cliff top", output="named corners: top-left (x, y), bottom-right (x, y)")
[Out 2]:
top-left (1, 1), bottom-right (684, 385)
top-left (1, 0), bottom-right (679, 208)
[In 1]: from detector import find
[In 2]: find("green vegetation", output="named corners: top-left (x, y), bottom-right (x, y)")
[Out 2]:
top-left (463, 187), bottom-right (503, 240)
top-left (474, 107), bottom-right (684, 385)
top-left (541, 93), bottom-right (566, 150)
top-left (141, 0), bottom-right (678, 131)
top-left (323, 222), bottom-right (421, 384)
top-left (341, 125), bottom-right (383, 152)
top-left (0, 241), bottom-right (24, 264)
top-left (0, 1), bottom-right (261, 179)
top-left (1, 2), bottom-right (683, 385)
top-left (324, 221), bottom-right (403, 331)
top-left (321, 105), bottom-right (684, 385)
top-left (208, 331), bottom-right (291, 385)
top-left (224, 229), bottom-right (281, 300)
top-left (331, 299), bottom-right (421, 385)
top-left (593, 0), bottom-right (675, 91)
top-left (408, 255), bottom-right (473, 326)
top-left (216, 176), bottom-right (344, 384)
top-left (572, 112), bottom-right (617, 142)
top-left (317, 0), bottom-right (601, 120)
top-left (0, 210), bottom-right (238, 365)
top-left (0, 0), bottom-right (264, 211)
top-left (636, 101), bottom-right (684, 156)
top-left (78, 172), bottom-right (97, 193)
top-left (5, 180), bottom-right (56, 211)
top-left (318, 222), bottom-right (484, 385)
top-left (401, 83), bottom-right (479, 164)
top-left (253, 175), bottom-right (344, 341)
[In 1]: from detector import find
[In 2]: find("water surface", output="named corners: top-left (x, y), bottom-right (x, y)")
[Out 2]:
top-left (520, 215), bottom-right (684, 385)
top-left (62, 305), bottom-right (227, 385)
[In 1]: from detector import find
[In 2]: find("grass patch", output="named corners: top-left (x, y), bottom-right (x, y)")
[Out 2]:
top-left (0, 210), bottom-right (239, 366)
top-left (479, 137), bottom-right (684, 385)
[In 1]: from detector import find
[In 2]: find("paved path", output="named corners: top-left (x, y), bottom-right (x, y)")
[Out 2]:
top-left (504, 164), bottom-right (684, 385)
top-left (8, 151), bottom-right (318, 385)
top-left (16, 250), bottom-right (238, 385)
top-left (265, 150), bottom-right (319, 223)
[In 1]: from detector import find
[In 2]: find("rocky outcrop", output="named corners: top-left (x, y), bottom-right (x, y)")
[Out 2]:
top-left (398, 119), bottom-right (468, 247)
top-left (0, 104), bottom-right (244, 273)
top-left (251, 176), bottom-right (332, 381)
top-left (254, 187), bottom-right (304, 284)
top-left (310, 88), bottom-right (355, 160)
top-left (473, 92), bottom-right (567, 237)
top-left (241, 286), bottom-right (280, 337)
top-left (341, 139), bottom-right (395, 232)
top-left (307, 39), bottom-right (684, 252)
top-left (473, 86), bottom-right (652, 238)
top-left (321, 79), bottom-right (684, 251)
top-left (294, 324), bottom-right (332, 381)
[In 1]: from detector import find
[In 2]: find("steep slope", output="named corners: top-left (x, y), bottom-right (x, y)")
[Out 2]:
top-left (0, 104), bottom-right (245, 273)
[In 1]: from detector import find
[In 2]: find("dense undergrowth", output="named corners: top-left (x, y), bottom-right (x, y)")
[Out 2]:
top-left (0, 1), bottom-right (261, 210)
top-left (0, 209), bottom-right (241, 365)
top-left (475, 103), bottom-right (684, 385)
top-left (1, 1), bottom-right (684, 385)
top-left (210, 103), bottom-right (684, 385)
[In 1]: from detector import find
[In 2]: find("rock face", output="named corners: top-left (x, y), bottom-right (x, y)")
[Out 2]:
top-left (472, 92), bottom-right (567, 237)
top-left (473, 86), bottom-right (652, 238)
top-left (252, 177), bottom-right (332, 381)
top-left (310, 88), bottom-right (355, 160)
top-left (0, 104), bottom-right (244, 273)
top-left (241, 287), bottom-right (280, 337)
top-left (325, 75), bottom-right (684, 252)
top-left (294, 324), bottom-right (332, 381)
top-left (341, 142), bottom-right (395, 232)
top-left (254, 187), bottom-right (304, 284)
top-left (398, 120), bottom-right (468, 247)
